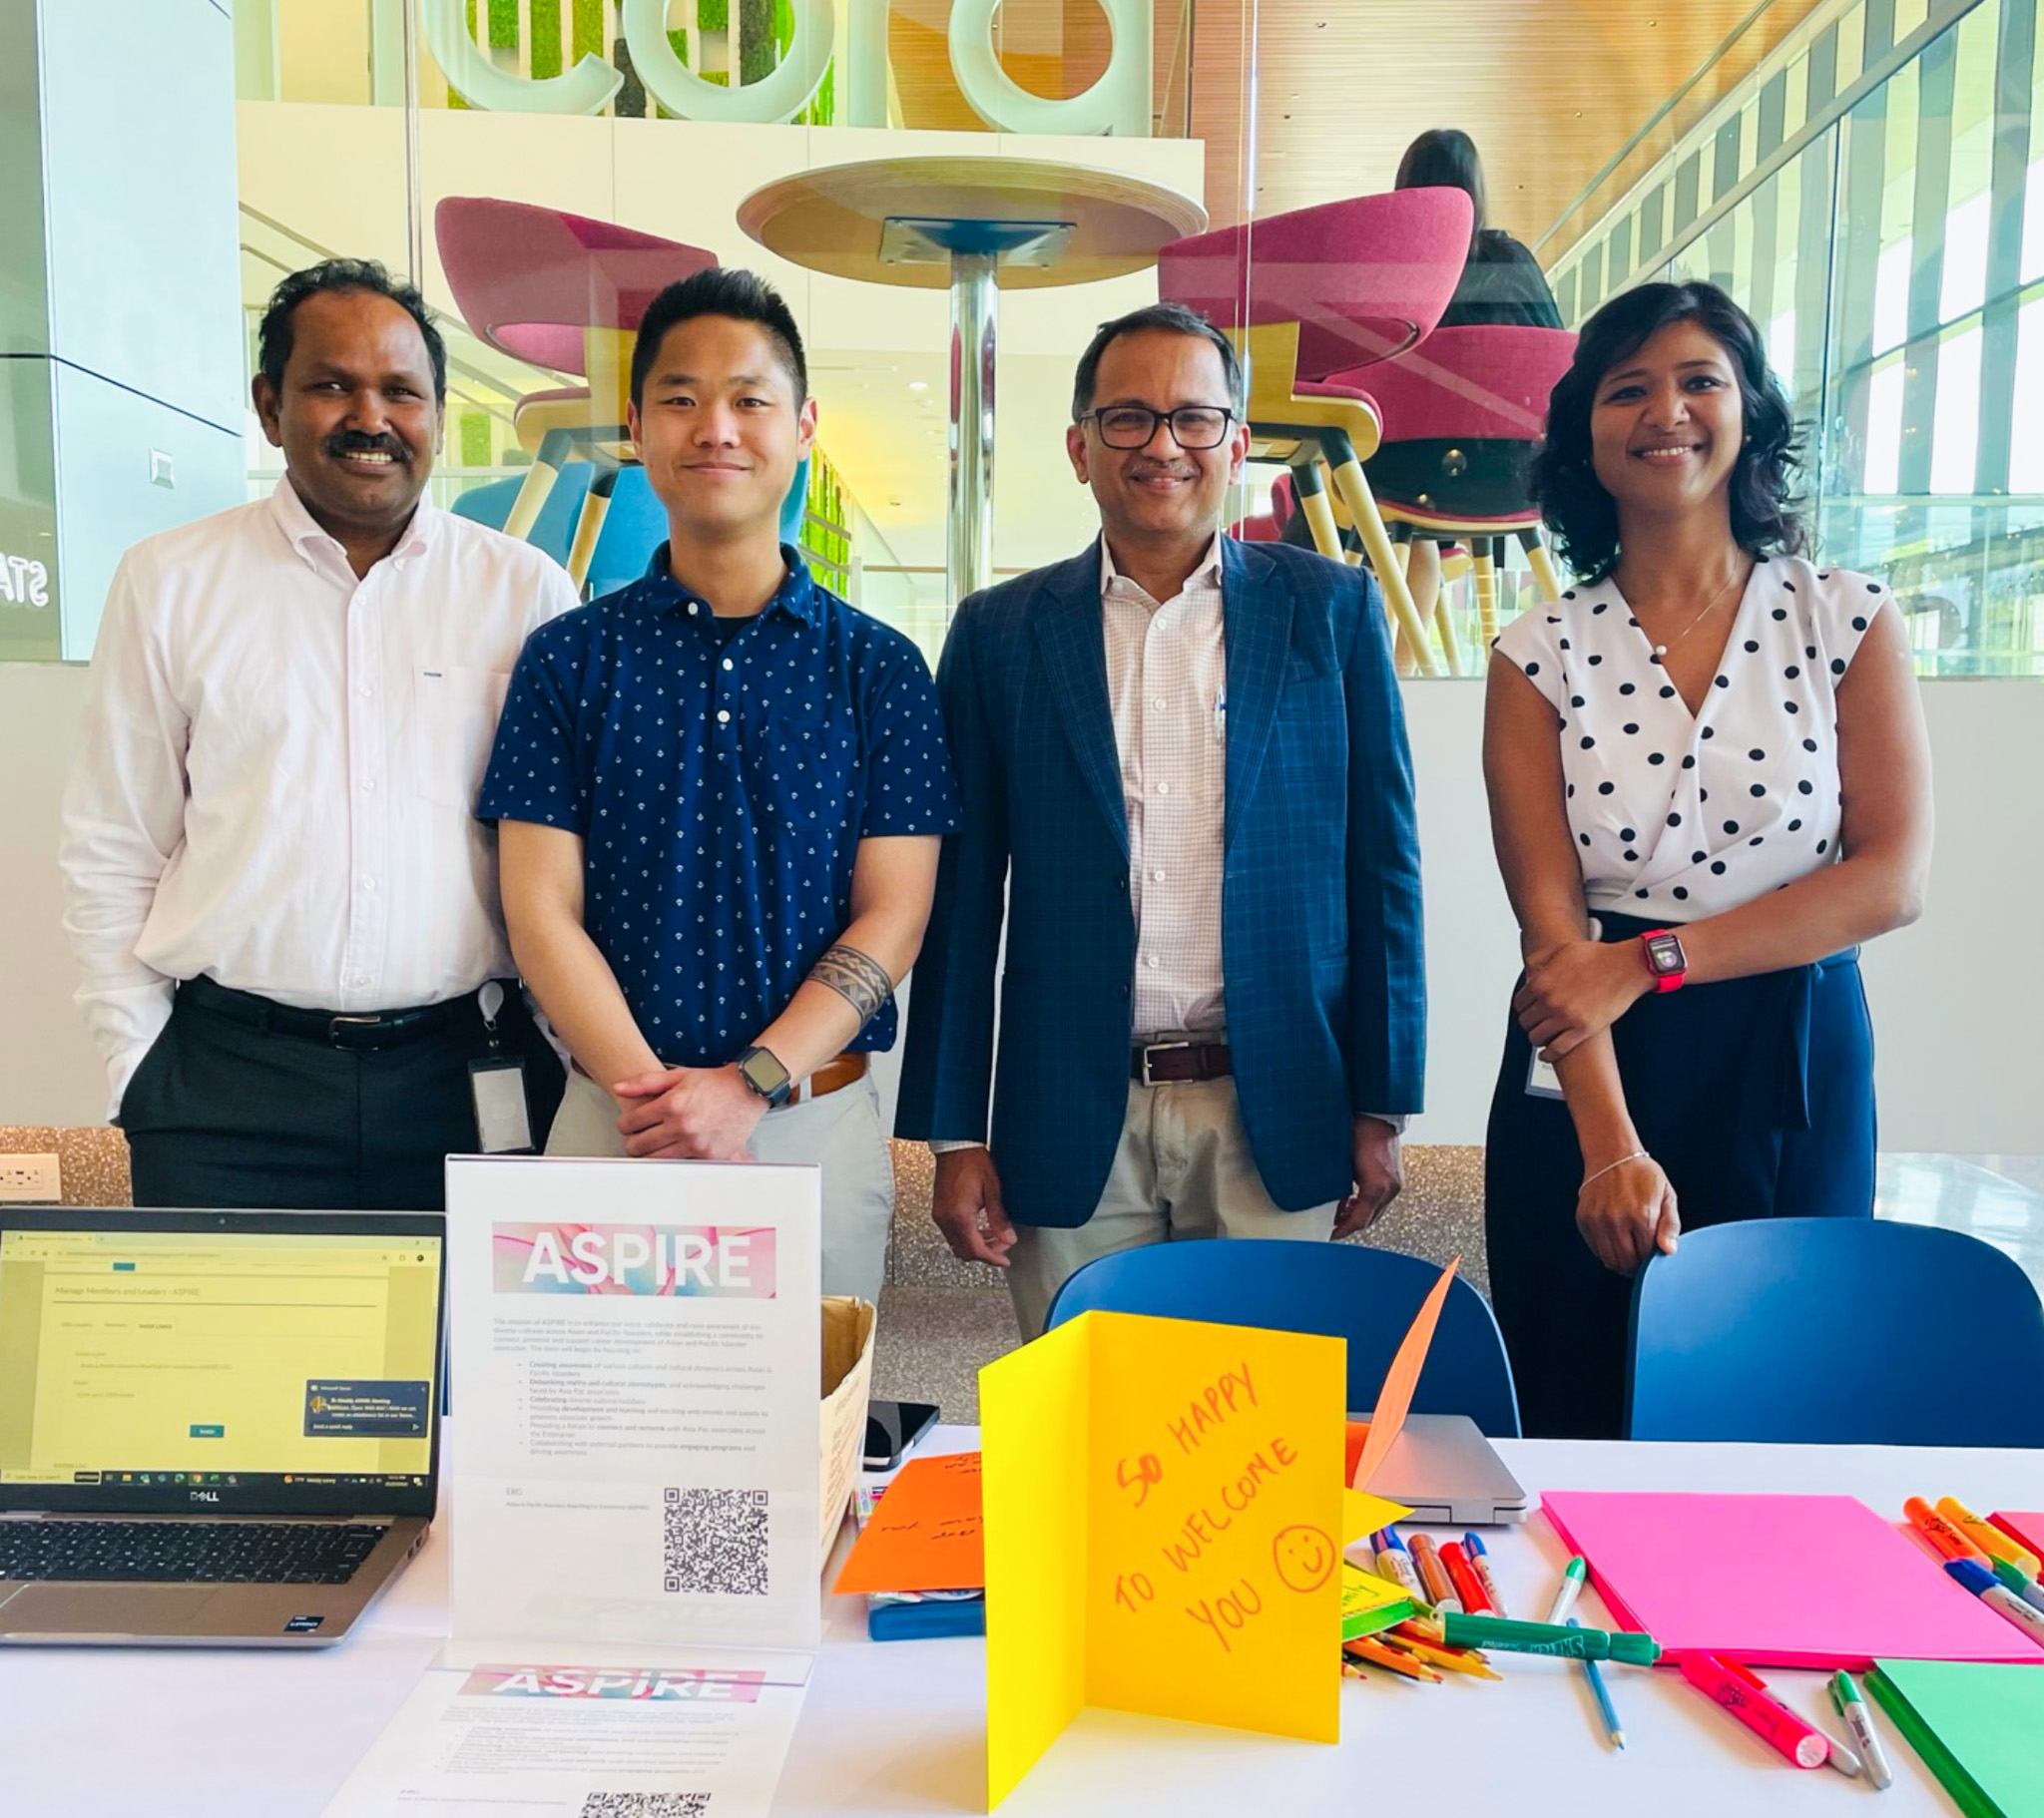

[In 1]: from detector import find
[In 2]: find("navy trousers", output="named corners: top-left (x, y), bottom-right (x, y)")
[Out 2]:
top-left (1483, 912), bottom-right (1875, 1440)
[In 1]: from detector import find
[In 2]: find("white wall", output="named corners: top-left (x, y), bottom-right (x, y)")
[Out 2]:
top-left (3, 663), bottom-right (2040, 1156)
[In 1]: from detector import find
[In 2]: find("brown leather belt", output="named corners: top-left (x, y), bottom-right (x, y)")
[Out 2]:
top-left (785, 1052), bottom-right (868, 1105)
top-left (1132, 1040), bottom-right (1232, 1086)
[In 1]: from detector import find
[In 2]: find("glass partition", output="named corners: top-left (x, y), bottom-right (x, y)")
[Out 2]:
top-left (232, 0), bottom-right (1236, 665)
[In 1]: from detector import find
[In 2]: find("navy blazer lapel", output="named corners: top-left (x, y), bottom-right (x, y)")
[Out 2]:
top-left (1031, 541), bottom-right (1130, 859)
top-left (1222, 539), bottom-right (1294, 856)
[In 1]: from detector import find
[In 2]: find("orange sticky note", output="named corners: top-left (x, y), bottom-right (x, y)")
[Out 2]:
top-left (1349, 1255), bottom-right (1459, 1494)
top-left (832, 1451), bottom-right (984, 1594)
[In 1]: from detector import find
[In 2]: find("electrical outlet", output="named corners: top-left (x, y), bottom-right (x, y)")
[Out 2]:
top-left (0, 1153), bottom-right (61, 1202)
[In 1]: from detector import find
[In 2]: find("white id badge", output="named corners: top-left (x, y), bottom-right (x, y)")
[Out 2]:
top-left (1525, 1051), bottom-right (1565, 1100)
top-left (469, 1057), bottom-right (535, 1153)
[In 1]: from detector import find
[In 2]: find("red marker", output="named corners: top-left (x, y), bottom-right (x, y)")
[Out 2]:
top-left (1678, 1655), bottom-right (1828, 1768)
top-left (1440, 1542), bottom-right (1494, 1614)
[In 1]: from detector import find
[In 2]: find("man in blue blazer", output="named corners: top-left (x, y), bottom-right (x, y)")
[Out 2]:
top-left (896, 303), bottom-right (1425, 1334)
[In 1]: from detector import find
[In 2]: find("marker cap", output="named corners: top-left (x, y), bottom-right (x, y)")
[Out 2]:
top-left (1947, 1558), bottom-right (1998, 1595)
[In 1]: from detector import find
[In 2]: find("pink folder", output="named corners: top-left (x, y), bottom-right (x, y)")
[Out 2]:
top-left (1541, 1491), bottom-right (2044, 1671)
top-left (1990, 1511), bottom-right (2044, 1561)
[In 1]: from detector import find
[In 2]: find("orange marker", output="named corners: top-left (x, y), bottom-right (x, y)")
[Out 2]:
top-left (1905, 1497), bottom-right (1989, 1565)
top-left (1937, 1498), bottom-right (2043, 1578)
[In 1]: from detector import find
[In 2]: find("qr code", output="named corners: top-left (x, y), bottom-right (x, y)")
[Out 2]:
top-left (577, 1796), bottom-right (710, 1817)
top-left (662, 1487), bottom-right (768, 1596)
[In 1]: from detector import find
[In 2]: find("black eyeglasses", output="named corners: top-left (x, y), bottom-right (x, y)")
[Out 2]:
top-left (1077, 405), bottom-right (1237, 450)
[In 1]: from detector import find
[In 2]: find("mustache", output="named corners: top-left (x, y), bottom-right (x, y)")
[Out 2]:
top-left (324, 431), bottom-right (409, 461)
top-left (1127, 461), bottom-right (1197, 480)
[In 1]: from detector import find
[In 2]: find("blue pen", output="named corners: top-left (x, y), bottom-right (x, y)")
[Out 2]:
top-left (1369, 1529), bottom-right (1427, 1603)
top-left (1462, 1533), bottom-right (1508, 1618)
top-left (1569, 1617), bottom-right (1626, 1749)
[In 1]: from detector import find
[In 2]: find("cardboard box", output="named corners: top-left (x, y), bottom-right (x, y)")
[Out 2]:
top-left (818, 1295), bottom-right (876, 1556)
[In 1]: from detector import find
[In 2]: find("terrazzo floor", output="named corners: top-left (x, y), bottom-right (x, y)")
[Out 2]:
top-left (871, 1150), bottom-right (2044, 1424)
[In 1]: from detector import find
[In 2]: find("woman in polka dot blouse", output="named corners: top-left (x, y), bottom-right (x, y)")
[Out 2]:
top-left (1480, 281), bottom-right (1933, 1440)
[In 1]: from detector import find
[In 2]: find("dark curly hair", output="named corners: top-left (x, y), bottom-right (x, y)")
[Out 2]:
top-left (257, 258), bottom-right (446, 401)
top-left (1531, 280), bottom-right (1805, 583)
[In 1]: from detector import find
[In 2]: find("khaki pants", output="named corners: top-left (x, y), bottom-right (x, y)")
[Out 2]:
top-left (547, 1069), bottom-right (895, 1304)
top-left (1005, 1076), bottom-right (1336, 1339)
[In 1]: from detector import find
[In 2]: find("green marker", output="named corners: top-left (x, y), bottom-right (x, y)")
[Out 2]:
top-left (1828, 1672), bottom-right (1893, 1790)
top-left (1441, 1611), bottom-right (1661, 1665)
top-left (1990, 1556), bottom-right (2044, 1616)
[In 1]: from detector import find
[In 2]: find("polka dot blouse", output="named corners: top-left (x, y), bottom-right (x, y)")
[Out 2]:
top-left (479, 546), bottom-right (962, 1065)
top-left (1491, 556), bottom-right (1881, 921)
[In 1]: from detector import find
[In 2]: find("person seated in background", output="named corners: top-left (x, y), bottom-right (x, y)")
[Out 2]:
top-left (1399, 127), bottom-right (1563, 331)
top-left (1480, 280), bottom-right (1932, 1439)
top-left (1283, 127), bottom-right (1562, 572)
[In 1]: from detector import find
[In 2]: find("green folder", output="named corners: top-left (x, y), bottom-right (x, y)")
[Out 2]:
top-left (1866, 1659), bottom-right (2044, 1818)
top-left (1339, 1562), bottom-right (1415, 1642)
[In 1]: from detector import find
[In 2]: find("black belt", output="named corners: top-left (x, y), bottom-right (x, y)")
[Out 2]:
top-left (1132, 1039), bottom-right (1232, 1086)
top-left (180, 975), bottom-right (511, 1051)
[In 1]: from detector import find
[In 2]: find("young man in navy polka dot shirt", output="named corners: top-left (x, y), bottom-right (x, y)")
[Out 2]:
top-left (480, 269), bottom-right (961, 1301)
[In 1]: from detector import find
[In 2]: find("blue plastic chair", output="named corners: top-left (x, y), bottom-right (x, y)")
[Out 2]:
top-left (1044, 1239), bottom-right (1521, 1436)
top-left (451, 456), bottom-right (811, 599)
top-left (1627, 1217), bottom-right (2044, 1445)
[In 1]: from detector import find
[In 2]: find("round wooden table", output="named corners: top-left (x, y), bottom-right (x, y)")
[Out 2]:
top-left (740, 157), bottom-right (1207, 603)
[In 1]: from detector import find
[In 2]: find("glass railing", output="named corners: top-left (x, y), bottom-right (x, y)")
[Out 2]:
top-left (1535, 0), bottom-right (2044, 679)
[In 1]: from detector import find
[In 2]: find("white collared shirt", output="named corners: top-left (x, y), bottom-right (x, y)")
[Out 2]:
top-left (1100, 535), bottom-right (1229, 1038)
top-left (60, 478), bottom-right (578, 1113)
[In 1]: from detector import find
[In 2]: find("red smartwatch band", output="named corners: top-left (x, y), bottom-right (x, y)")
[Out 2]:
top-left (1640, 928), bottom-right (1689, 993)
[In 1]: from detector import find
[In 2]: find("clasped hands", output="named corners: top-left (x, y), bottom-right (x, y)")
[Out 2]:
top-left (1512, 936), bottom-right (1653, 1059)
top-left (611, 1063), bottom-right (766, 1159)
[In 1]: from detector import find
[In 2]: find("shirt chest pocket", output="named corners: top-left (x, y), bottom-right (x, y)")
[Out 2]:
top-left (414, 666), bottom-right (511, 814)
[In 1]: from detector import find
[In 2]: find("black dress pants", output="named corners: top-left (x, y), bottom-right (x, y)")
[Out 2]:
top-left (1483, 913), bottom-right (1875, 1441)
top-left (119, 978), bottom-right (566, 1211)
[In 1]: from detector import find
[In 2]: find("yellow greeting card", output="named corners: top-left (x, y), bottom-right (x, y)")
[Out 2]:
top-left (980, 1312), bottom-right (1345, 1810)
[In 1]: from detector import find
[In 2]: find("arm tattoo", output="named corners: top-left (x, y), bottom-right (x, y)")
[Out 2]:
top-left (808, 943), bottom-right (893, 1030)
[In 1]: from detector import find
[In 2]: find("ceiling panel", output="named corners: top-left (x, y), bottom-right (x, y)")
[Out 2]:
top-left (889, 0), bottom-right (1830, 252)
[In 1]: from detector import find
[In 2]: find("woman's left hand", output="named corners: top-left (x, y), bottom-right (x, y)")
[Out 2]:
top-left (1514, 939), bottom-right (1652, 1058)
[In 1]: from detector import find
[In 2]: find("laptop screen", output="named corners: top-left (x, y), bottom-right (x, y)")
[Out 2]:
top-left (0, 1210), bottom-right (443, 1518)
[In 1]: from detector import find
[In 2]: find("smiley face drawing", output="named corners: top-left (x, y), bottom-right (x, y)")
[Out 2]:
top-left (1272, 1524), bottom-right (1338, 1593)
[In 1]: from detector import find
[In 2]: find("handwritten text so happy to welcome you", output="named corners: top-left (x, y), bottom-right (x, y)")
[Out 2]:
top-left (1110, 1363), bottom-right (1336, 1654)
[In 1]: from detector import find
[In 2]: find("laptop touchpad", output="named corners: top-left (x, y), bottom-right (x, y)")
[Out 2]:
top-left (0, 1583), bottom-right (219, 1638)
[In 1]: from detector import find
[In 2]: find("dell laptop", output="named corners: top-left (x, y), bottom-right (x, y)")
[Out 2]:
top-left (0, 1207), bottom-right (444, 1645)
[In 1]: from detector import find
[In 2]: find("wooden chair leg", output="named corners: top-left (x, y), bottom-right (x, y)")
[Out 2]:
top-left (1519, 526), bottom-right (1564, 604)
top-left (1290, 459), bottom-right (1343, 561)
top-left (1322, 447), bottom-right (1441, 677)
top-left (1388, 533), bottom-right (1420, 677)
top-left (503, 427), bottom-right (574, 543)
top-left (565, 460), bottom-right (622, 593)
top-left (1472, 541), bottom-right (1501, 648)
top-left (1406, 537), bottom-right (1460, 677)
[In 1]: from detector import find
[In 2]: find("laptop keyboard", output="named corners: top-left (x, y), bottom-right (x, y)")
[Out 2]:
top-left (0, 1521), bottom-right (388, 1585)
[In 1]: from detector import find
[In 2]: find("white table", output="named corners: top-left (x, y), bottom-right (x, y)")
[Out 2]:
top-left (6, 1433), bottom-right (2041, 1816)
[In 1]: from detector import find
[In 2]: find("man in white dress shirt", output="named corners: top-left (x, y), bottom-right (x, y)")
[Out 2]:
top-left (60, 260), bottom-right (575, 1208)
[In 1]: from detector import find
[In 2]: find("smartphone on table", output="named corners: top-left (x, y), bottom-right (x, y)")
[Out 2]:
top-left (863, 1398), bottom-right (940, 1469)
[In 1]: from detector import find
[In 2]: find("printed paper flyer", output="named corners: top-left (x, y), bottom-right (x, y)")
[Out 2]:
top-left (446, 1156), bottom-right (823, 1650)
top-left (322, 1657), bottom-right (807, 1816)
